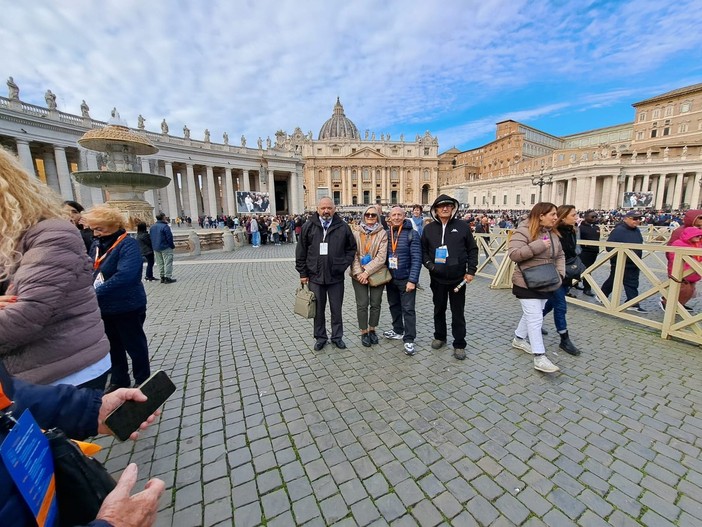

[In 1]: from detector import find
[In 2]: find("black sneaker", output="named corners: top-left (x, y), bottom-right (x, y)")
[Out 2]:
top-left (163, 277), bottom-right (177, 284)
top-left (368, 331), bottom-right (379, 345)
top-left (626, 305), bottom-right (648, 314)
top-left (314, 339), bottom-right (327, 351)
top-left (332, 339), bottom-right (347, 349)
top-left (361, 334), bottom-right (372, 347)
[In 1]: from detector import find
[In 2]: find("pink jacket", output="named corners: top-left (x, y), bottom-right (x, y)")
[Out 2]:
top-left (667, 226), bottom-right (702, 283)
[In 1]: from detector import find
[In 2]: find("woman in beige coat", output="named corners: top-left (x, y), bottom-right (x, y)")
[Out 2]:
top-left (350, 205), bottom-right (389, 347)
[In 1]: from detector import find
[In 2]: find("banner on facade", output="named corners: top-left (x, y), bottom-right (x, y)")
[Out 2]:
top-left (622, 191), bottom-right (653, 208)
top-left (236, 191), bottom-right (271, 214)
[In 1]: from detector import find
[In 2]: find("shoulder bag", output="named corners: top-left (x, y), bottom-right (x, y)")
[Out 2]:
top-left (368, 266), bottom-right (392, 287)
top-left (519, 236), bottom-right (562, 291)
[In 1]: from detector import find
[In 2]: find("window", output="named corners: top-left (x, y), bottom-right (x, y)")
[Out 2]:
top-left (681, 101), bottom-right (692, 113)
top-left (362, 168), bottom-right (370, 182)
top-left (391, 191), bottom-right (398, 204)
top-left (665, 106), bottom-right (674, 117)
top-left (557, 154), bottom-right (565, 161)
top-left (333, 191), bottom-right (340, 205)
top-left (423, 169), bottom-right (430, 181)
top-left (352, 196), bottom-right (358, 205)
top-left (332, 148), bottom-right (340, 154)
top-left (473, 196), bottom-right (477, 205)
top-left (391, 168), bottom-right (399, 182)
top-left (424, 147), bottom-right (429, 155)
top-left (663, 127), bottom-right (670, 136)
top-left (492, 195), bottom-right (496, 205)
top-left (516, 194), bottom-right (521, 205)
top-left (530, 194), bottom-right (536, 205)
top-left (638, 112), bottom-right (647, 122)
top-left (482, 195), bottom-right (486, 205)
top-left (651, 129), bottom-right (657, 138)
top-left (363, 191), bottom-right (370, 204)
top-left (503, 195), bottom-right (507, 205)
top-left (652, 108), bottom-right (661, 119)
top-left (636, 131), bottom-right (644, 140)
top-left (332, 168), bottom-right (340, 182)
top-left (351, 148), bottom-right (357, 153)
top-left (317, 148), bottom-right (322, 154)
top-left (679, 122), bottom-right (689, 133)
top-left (352, 170), bottom-right (357, 182)
top-left (376, 170), bottom-right (381, 182)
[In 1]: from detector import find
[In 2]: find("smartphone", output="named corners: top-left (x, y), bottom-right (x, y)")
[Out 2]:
top-left (104, 370), bottom-right (176, 441)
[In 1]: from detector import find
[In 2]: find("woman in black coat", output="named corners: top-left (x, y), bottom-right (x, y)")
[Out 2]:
top-left (136, 222), bottom-right (157, 281)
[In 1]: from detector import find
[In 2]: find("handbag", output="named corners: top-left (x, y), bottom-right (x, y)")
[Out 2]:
top-left (367, 266), bottom-right (392, 287)
top-left (46, 428), bottom-right (116, 527)
top-left (564, 255), bottom-right (586, 281)
top-left (519, 236), bottom-right (562, 291)
top-left (294, 283), bottom-right (316, 318)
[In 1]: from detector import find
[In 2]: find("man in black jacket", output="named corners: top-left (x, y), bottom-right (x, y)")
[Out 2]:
top-left (578, 211), bottom-right (600, 296)
top-left (422, 195), bottom-right (479, 360)
top-left (296, 197), bottom-right (357, 350)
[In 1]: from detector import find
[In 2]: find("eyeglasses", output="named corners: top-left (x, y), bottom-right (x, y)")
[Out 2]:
top-left (364, 213), bottom-right (378, 218)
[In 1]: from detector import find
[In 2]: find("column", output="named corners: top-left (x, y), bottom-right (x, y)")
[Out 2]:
top-left (626, 175), bottom-right (634, 192)
top-left (587, 176), bottom-right (597, 210)
top-left (141, 158), bottom-right (155, 208)
top-left (399, 168), bottom-right (405, 205)
top-left (53, 146), bottom-right (74, 201)
top-left (291, 170), bottom-right (299, 215)
top-left (691, 173), bottom-right (701, 209)
top-left (381, 167), bottom-right (387, 204)
top-left (84, 151), bottom-right (104, 205)
top-left (242, 169), bottom-right (250, 192)
top-left (186, 164), bottom-right (199, 219)
top-left (41, 147), bottom-right (60, 194)
top-left (641, 174), bottom-right (650, 193)
top-left (268, 168), bottom-right (277, 215)
top-left (371, 167), bottom-right (377, 204)
top-left (224, 167), bottom-right (236, 216)
top-left (671, 173), bottom-right (684, 209)
top-left (325, 167), bottom-right (332, 197)
top-left (655, 175), bottom-right (665, 209)
top-left (75, 149), bottom-right (94, 208)
top-left (346, 167), bottom-right (353, 205)
top-left (205, 166), bottom-right (217, 216)
top-left (358, 168), bottom-right (364, 205)
top-left (164, 162), bottom-right (179, 218)
top-left (15, 139), bottom-right (36, 176)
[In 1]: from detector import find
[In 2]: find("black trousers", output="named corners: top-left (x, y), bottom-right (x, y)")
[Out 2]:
top-left (144, 253), bottom-right (155, 279)
top-left (430, 279), bottom-right (467, 349)
top-left (102, 308), bottom-right (151, 387)
top-left (386, 278), bottom-right (416, 343)
top-left (580, 251), bottom-right (598, 292)
top-left (308, 281), bottom-right (345, 342)
top-left (601, 265), bottom-right (640, 303)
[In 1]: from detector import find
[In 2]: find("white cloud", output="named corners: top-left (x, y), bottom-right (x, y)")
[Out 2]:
top-left (1, 0), bottom-right (700, 150)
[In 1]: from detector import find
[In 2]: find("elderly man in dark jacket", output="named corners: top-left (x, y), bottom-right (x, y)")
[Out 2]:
top-left (382, 207), bottom-right (423, 356)
top-left (422, 194), bottom-right (478, 360)
top-left (296, 197), bottom-right (356, 350)
top-left (149, 213), bottom-right (176, 283)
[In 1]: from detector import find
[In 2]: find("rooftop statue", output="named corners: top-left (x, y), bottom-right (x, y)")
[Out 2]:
top-left (204, 129), bottom-right (210, 142)
top-left (257, 137), bottom-right (263, 149)
top-left (45, 89), bottom-right (57, 110)
top-left (7, 76), bottom-right (19, 101)
top-left (137, 114), bottom-right (145, 129)
top-left (80, 100), bottom-right (90, 118)
top-left (183, 125), bottom-right (190, 139)
top-left (266, 136), bottom-right (271, 149)
top-left (161, 119), bottom-right (168, 134)
top-left (241, 134), bottom-right (246, 147)
top-left (223, 132), bottom-right (229, 145)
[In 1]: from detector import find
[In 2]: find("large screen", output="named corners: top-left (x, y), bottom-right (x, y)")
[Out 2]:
top-left (622, 191), bottom-right (653, 208)
top-left (236, 191), bottom-right (271, 214)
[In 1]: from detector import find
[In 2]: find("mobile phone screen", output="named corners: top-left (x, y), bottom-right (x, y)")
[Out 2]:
top-left (104, 370), bottom-right (176, 441)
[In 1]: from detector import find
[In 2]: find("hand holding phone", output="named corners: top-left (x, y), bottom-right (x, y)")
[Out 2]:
top-left (103, 371), bottom-right (176, 441)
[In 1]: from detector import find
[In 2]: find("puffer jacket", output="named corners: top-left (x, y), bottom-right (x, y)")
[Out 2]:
top-left (667, 226), bottom-right (702, 283)
top-left (508, 221), bottom-right (565, 291)
top-left (386, 219), bottom-right (422, 284)
top-left (91, 231), bottom-right (147, 315)
top-left (350, 224), bottom-right (388, 278)
top-left (669, 209), bottom-right (702, 245)
top-left (0, 219), bottom-right (109, 384)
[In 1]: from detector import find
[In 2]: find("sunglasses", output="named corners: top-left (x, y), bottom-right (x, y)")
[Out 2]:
top-left (364, 213), bottom-right (378, 218)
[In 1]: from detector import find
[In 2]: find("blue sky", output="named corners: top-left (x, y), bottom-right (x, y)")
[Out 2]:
top-left (2, 0), bottom-right (701, 151)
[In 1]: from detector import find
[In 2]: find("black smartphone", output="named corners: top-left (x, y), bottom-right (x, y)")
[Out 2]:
top-left (104, 370), bottom-right (176, 441)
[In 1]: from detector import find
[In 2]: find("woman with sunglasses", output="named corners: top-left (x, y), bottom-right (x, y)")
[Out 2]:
top-left (350, 205), bottom-right (388, 347)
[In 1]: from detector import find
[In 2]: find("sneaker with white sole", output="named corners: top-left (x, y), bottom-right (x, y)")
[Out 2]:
top-left (533, 354), bottom-right (559, 373)
top-left (512, 337), bottom-right (533, 354)
top-left (658, 298), bottom-right (666, 311)
top-left (626, 305), bottom-right (648, 314)
top-left (383, 330), bottom-right (404, 340)
top-left (403, 342), bottom-right (416, 356)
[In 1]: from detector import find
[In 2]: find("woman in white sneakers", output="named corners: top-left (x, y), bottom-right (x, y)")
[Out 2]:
top-left (507, 202), bottom-right (564, 373)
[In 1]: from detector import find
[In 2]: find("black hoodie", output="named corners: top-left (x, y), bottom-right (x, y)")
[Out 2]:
top-left (421, 194), bottom-right (478, 284)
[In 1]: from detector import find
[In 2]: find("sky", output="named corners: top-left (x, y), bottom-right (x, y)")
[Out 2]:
top-left (2, 0), bottom-right (701, 152)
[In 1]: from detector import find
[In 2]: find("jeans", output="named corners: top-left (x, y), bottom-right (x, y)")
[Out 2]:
top-left (430, 279), bottom-right (467, 349)
top-left (154, 248), bottom-right (174, 279)
top-left (515, 298), bottom-right (548, 355)
top-left (543, 285), bottom-right (567, 332)
top-left (102, 308), bottom-right (151, 387)
top-left (601, 265), bottom-right (640, 304)
top-left (352, 279), bottom-right (385, 330)
top-left (386, 278), bottom-right (416, 343)
top-left (252, 231), bottom-right (261, 246)
top-left (580, 250), bottom-right (598, 293)
top-left (144, 252), bottom-right (155, 279)
top-left (308, 281), bottom-right (345, 342)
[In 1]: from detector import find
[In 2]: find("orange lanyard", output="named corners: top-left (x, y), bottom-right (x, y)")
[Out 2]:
top-left (0, 380), bottom-right (12, 411)
top-left (360, 233), bottom-right (373, 255)
top-left (93, 232), bottom-right (128, 270)
top-left (390, 224), bottom-right (403, 255)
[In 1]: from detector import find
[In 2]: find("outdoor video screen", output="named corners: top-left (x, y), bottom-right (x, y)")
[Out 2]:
top-left (236, 191), bottom-right (271, 214)
top-left (622, 191), bottom-right (653, 208)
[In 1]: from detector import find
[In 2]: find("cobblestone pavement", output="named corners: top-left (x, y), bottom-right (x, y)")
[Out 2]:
top-left (93, 243), bottom-right (702, 527)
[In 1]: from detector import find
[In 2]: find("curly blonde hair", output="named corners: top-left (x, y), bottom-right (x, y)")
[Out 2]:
top-left (81, 205), bottom-right (127, 231)
top-left (0, 148), bottom-right (64, 281)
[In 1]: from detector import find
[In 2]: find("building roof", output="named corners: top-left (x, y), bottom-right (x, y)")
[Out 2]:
top-left (632, 83), bottom-right (702, 107)
top-left (318, 98), bottom-right (360, 140)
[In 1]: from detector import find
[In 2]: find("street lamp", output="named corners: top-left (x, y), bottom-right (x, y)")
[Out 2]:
top-left (531, 167), bottom-right (553, 202)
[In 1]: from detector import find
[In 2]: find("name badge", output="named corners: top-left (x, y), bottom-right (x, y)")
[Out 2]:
top-left (319, 243), bottom-right (329, 255)
top-left (0, 411), bottom-right (58, 527)
top-left (93, 272), bottom-right (105, 288)
top-left (434, 246), bottom-right (448, 264)
top-left (388, 256), bottom-right (398, 269)
top-left (360, 254), bottom-right (371, 266)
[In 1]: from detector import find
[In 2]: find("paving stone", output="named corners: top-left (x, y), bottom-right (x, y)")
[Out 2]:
top-left (409, 499), bottom-right (443, 527)
top-left (375, 493), bottom-right (407, 522)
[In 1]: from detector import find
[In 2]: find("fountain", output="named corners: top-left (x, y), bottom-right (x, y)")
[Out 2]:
top-left (71, 110), bottom-right (170, 228)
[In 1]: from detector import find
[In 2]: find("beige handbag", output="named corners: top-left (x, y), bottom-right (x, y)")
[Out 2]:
top-left (294, 284), bottom-right (316, 318)
top-left (368, 266), bottom-right (392, 287)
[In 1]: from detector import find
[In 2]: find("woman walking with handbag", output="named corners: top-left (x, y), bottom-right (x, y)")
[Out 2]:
top-left (541, 205), bottom-right (583, 355)
top-left (508, 202), bottom-right (565, 373)
top-left (350, 205), bottom-right (389, 347)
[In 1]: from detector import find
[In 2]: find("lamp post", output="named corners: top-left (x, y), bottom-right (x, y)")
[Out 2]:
top-left (531, 167), bottom-right (553, 202)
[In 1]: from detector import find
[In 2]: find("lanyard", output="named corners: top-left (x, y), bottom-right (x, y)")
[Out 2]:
top-left (0, 381), bottom-right (12, 411)
top-left (360, 232), bottom-right (373, 255)
top-left (93, 232), bottom-right (128, 270)
top-left (390, 224), bottom-right (403, 255)
top-left (321, 219), bottom-right (331, 242)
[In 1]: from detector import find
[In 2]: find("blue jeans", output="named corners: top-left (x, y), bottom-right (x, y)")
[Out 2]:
top-left (543, 284), bottom-right (567, 332)
top-left (252, 231), bottom-right (261, 246)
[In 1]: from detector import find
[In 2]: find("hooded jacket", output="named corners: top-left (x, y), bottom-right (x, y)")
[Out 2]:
top-left (295, 213), bottom-right (357, 284)
top-left (667, 226), bottom-right (702, 283)
top-left (422, 194), bottom-right (478, 284)
top-left (669, 209), bottom-right (702, 245)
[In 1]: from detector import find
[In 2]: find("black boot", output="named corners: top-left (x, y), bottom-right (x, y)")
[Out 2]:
top-left (559, 331), bottom-right (581, 356)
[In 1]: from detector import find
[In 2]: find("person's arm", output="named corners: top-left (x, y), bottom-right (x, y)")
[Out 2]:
top-left (362, 231), bottom-right (388, 277)
top-left (507, 231), bottom-right (546, 263)
top-left (421, 227), bottom-right (435, 271)
top-left (408, 228), bottom-right (423, 285)
top-left (465, 228), bottom-right (479, 277)
top-left (295, 222), bottom-right (310, 282)
top-left (164, 225), bottom-right (175, 249)
top-left (344, 225), bottom-right (358, 268)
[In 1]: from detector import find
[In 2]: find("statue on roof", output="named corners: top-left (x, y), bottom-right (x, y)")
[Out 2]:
top-left (137, 114), bottom-right (145, 130)
top-left (241, 134), bottom-right (246, 147)
top-left (7, 77), bottom-right (19, 101)
top-left (161, 119), bottom-right (169, 134)
top-left (223, 132), bottom-right (229, 145)
top-left (45, 89), bottom-right (57, 110)
top-left (183, 125), bottom-right (190, 139)
top-left (80, 100), bottom-right (90, 118)
top-left (204, 129), bottom-right (210, 142)
top-left (266, 136), bottom-right (271, 149)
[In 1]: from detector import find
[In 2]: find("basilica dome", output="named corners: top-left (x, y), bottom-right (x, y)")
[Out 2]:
top-left (318, 98), bottom-right (359, 140)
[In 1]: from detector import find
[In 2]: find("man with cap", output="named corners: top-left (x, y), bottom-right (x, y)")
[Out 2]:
top-left (599, 210), bottom-right (647, 313)
top-left (421, 194), bottom-right (479, 360)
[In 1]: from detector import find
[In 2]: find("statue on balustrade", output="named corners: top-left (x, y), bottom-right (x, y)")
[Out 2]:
top-left (664, 146), bottom-right (670, 158)
top-left (7, 76), bottom-right (19, 100)
top-left (257, 137), bottom-right (263, 149)
top-left (266, 136), bottom-right (271, 149)
top-left (223, 132), bottom-right (229, 145)
top-left (682, 145), bottom-right (688, 157)
top-left (161, 119), bottom-right (169, 134)
top-left (45, 89), bottom-right (57, 110)
top-left (138, 114), bottom-right (145, 129)
top-left (204, 129), bottom-right (210, 142)
top-left (183, 125), bottom-right (190, 139)
top-left (241, 134), bottom-right (246, 147)
top-left (80, 100), bottom-right (90, 118)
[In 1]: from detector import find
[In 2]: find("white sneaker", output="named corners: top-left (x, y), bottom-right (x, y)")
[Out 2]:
top-left (383, 330), bottom-right (404, 340)
top-left (533, 354), bottom-right (559, 373)
top-left (658, 298), bottom-right (666, 311)
top-left (403, 343), bottom-right (416, 356)
top-left (512, 337), bottom-right (533, 354)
